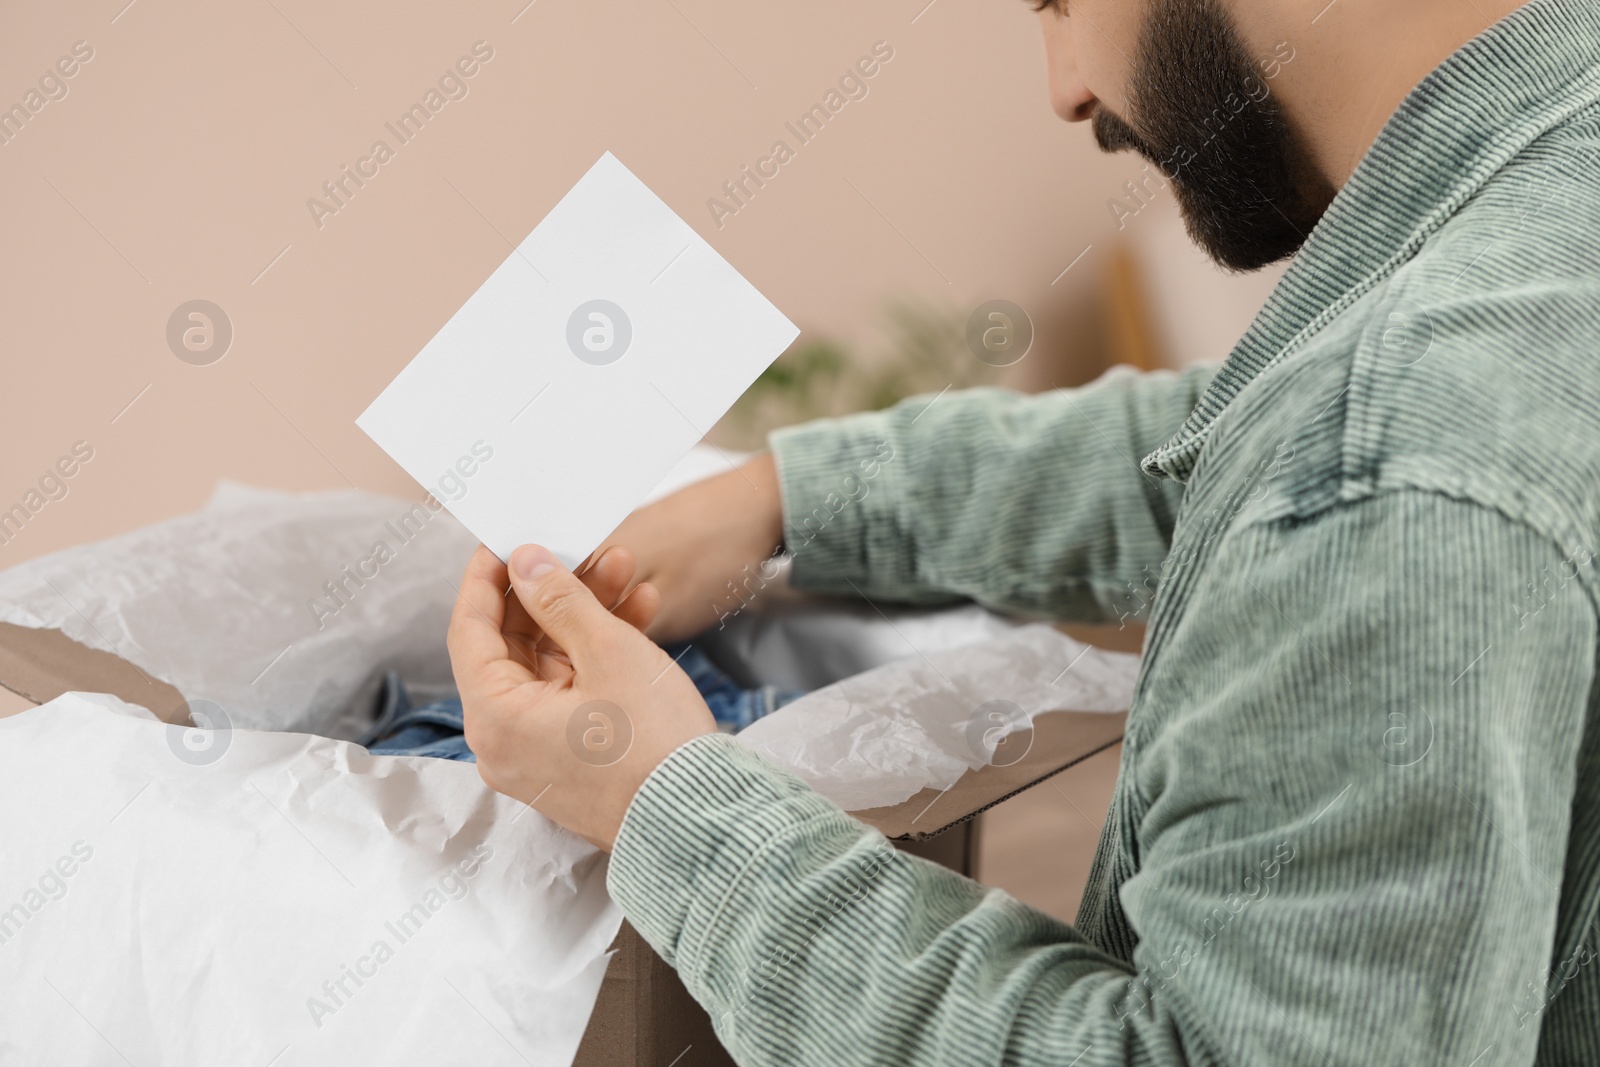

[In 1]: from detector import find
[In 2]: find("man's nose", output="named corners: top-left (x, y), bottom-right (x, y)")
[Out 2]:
top-left (1057, 82), bottom-right (1098, 122)
top-left (1045, 26), bottom-right (1099, 122)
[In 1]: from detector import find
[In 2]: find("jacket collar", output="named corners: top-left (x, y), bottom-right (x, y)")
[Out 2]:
top-left (1142, 0), bottom-right (1600, 481)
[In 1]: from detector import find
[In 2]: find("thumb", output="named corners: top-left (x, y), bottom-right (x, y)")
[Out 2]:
top-left (508, 545), bottom-right (616, 663)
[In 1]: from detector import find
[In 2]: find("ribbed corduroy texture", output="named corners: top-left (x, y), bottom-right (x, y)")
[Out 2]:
top-left (608, 1), bottom-right (1600, 1062)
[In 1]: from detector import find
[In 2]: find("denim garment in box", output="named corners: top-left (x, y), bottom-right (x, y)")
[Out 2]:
top-left (362, 644), bottom-right (800, 761)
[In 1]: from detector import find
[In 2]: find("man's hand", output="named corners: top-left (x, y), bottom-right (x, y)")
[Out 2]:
top-left (446, 543), bottom-right (717, 851)
top-left (588, 452), bottom-right (786, 642)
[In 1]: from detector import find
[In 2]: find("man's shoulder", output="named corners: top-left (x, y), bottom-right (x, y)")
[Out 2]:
top-left (1202, 110), bottom-right (1600, 557)
top-left (1406, 97), bottom-right (1600, 310)
top-left (1352, 104), bottom-right (1600, 540)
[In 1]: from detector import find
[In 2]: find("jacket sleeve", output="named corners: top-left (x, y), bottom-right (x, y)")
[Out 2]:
top-left (767, 365), bottom-right (1216, 622)
top-left (607, 490), bottom-right (1593, 1066)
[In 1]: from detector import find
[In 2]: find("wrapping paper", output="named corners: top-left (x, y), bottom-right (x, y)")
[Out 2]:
top-left (0, 450), bottom-right (736, 740)
top-left (0, 692), bottom-right (620, 1066)
top-left (737, 624), bottom-right (1139, 811)
top-left (700, 595), bottom-right (1035, 693)
top-left (0, 483), bottom-right (479, 738)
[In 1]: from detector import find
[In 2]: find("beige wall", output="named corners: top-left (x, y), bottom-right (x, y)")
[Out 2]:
top-left (0, 0), bottom-right (1277, 567)
top-left (1130, 198), bottom-right (1290, 369)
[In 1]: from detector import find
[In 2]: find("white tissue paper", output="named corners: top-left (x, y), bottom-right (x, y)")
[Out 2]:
top-left (0, 450), bottom-right (746, 740)
top-left (701, 597), bottom-right (1043, 692)
top-left (0, 691), bottom-right (620, 1067)
top-left (0, 482), bottom-right (480, 737)
top-left (736, 624), bottom-right (1139, 811)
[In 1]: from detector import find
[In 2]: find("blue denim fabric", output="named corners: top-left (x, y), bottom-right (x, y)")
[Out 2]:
top-left (670, 642), bottom-right (801, 732)
top-left (362, 643), bottom-right (801, 762)
top-left (359, 682), bottom-right (474, 761)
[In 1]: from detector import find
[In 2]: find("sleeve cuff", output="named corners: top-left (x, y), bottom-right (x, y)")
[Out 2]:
top-left (768, 407), bottom-right (916, 595)
top-left (607, 733), bottom-right (866, 976)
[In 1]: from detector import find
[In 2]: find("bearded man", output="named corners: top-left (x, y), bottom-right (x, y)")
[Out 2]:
top-left (447, 0), bottom-right (1600, 1061)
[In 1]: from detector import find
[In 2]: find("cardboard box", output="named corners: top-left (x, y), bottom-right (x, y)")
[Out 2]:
top-left (570, 706), bottom-right (1126, 1067)
top-left (0, 624), bottom-right (1131, 1067)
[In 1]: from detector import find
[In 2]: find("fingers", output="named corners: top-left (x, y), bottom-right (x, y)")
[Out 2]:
top-left (507, 545), bottom-right (620, 668)
top-left (532, 646), bottom-right (576, 685)
top-left (532, 545), bottom-right (638, 659)
top-left (521, 546), bottom-right (632, 636)
top-left (613, 581), bottom-right (661, 633)
top-left (577, 545), bottom-right (637, 611)
top-left (447, 546), bottom-right (520, 681)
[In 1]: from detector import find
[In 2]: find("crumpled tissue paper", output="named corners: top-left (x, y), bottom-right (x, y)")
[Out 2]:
top-left (0, 483), bottom-right (481, 738)
top-left (0, 450), bottom-right (747, 741)
top-left (0, 691), bottom-right (620, 1067)
top-left (737, 623), bottom-right (1139, 811)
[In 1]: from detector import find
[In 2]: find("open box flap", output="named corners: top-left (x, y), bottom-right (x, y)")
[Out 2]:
top-left (0, 622), bottom-right (186, 722)
top-left (850, 709), bottom-right (1127, 840)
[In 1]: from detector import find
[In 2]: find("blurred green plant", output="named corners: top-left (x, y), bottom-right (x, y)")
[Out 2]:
top-left (713, 299), bottom-right (1004, 450)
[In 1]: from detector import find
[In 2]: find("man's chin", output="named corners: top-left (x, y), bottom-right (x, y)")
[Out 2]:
top-left (1173, 187), bottom-right (1310, 273)
top-left (1089, 101), bottom-right (1321, 272)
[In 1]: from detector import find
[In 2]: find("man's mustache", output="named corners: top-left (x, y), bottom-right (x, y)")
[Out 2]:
top-left (1092, 106), bottom-right (1165, 166)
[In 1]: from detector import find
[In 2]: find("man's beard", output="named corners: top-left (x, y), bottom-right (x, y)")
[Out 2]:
top-left (1092, 0), bottom-right (1331, 272)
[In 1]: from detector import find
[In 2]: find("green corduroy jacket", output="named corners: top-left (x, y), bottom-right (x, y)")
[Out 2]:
top-left (608, 0), bottom-right (1600, 1062)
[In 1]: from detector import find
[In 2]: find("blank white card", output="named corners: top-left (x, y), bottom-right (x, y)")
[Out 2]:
top-left (357, 152), bottom-right (799, 566)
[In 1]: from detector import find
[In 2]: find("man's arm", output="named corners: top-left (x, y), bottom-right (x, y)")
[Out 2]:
top-left (601, 365), bottom-right (1215, 640)
top-left (770, 364), bottom-right (1215, 620)
top-left (607, 490), bottom-right (1592, 1065)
